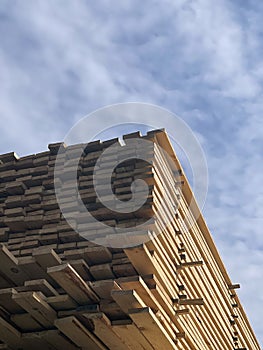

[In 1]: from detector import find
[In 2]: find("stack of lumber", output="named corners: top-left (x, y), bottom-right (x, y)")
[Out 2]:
top-left (0, 129), bottom-right (260, 349)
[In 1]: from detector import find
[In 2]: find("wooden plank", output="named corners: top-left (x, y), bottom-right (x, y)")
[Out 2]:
top-left (0, 228), bottom-right (9, 243)
top-left (68, 259), bottom-right (92, 280)
top-left (24, 279), bottom-right (58, 297)
top-left (12, 291), bottom-right (57, 328)
top-left (4, 195), bottom-right (24, 209)
top-left (3, 216), bottom-right (26, 231)
top-left (0, 288), bottom-right (23, 313)
top-left (55, 316), bottom-right (107, 350)
top-left (129, 307), bottom-right (177, 350)
top-left (20, 332), bottom-right (56, 350)
top-left (90, 263), bottom-right (115, 280)
top-left (124, 244), bottom-right (153, 276)
top-left (64, 242), bottom-right (112, 266)
top-left (90, 280), bottom-right (121, 299)
top-left (23, 329), bottom-right (79, 350)
top-left (17, 256), bottom-right (51, 285)
top-left (116, 276), bottom-right (180, 341)
top-left (0, 244), bottom-right (30, 285)
top-left (57, 303), bottom-right (99, 318)
top-left (82, 246), bottom-right (112, 265)
top-left (58, 303), bottom-right (100, 318)
top-left (47, 263), bottom-right (99, 304)
top-left (111, 289), bottom-right (146, 313)
top-left (84, 312), bottom-right (128, 350)
top-left (178, 261), bottom-right (203, 269)
top-left (229, 284), bottom-right (241, 290)
top-left (173, 298), bottom-right (205, 306)
top-left (112, 263), bottom-right (137, 278)
top-left (33, 247), bottom-right (62, 270)
top-left (100, 300), bottom-right (127, 320)
top-left (117, 275), bottom-right (159, 312)
top-left (124, 244), bottom-right (175, 297)
top-left (112, 319), bottom-right (154, 350)
top-left (0, 317), bottom-right (21, 350)
top-left (0, 274), bottom-right (12, 289)
top-left (11, 313), bottom-right (43, 332)
top-left (46, 294), bottom-right (78, 311)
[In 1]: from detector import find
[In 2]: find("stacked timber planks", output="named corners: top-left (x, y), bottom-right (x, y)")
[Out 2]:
top-left (0, 129), bottom-right (260, 349)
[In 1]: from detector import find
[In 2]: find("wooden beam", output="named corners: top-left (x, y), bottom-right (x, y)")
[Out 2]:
top-left (47, 263), bottom-right (99, 305)
top-left (124, 244), bottom-right (153, 276)
top-left (33, 247), bottom-right (62, 270)
top-left (177, 261), bottom-right (204, 269)
top-left (67, 259), bottom-right (92, 281)
top-left (11, 313), bottom-right (43, 332)
top-left (0, 288), bottom-right (23, 314)
top-left (173, 298), bottom-right (204, 306)
top-left (22, 329), bottom-right (79, 350)
top-left (90, 263), bottom-right (115, 280)
top-left (0, 245), bottom-right (29, 286)
top-left (24, 279), bottom-right (58, 297)
top-left (129, 307), bottom-right (177, 350)
top-left (17, 256), bottom-right (56, 287)
top-left (90, 279), bottom-right (121, 299)
top-left (111, 289), bottom-right (146, 313)
top-left (84, 312), bottom-right (127, 350)
top-left (12, 291), bottom-right (56, 328)
top-left (229, 284), bottom-right (241, 290)
top-left (55, 316), bottom-right (107, 350)
top-left (0, 317), bottom-right (21, 350)
top-left (46, 294), bottom-right (78, 311)
top-left (112, 319), bottom-right (154, 350)
top-left (58, 303), bottom-right (99, 318)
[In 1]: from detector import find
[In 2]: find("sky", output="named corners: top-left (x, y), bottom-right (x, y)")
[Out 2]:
top-left (0, 0), bottom-right (262, 345)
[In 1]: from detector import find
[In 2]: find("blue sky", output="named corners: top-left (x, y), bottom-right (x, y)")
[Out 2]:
top-left (0, 0), bottom-right (262, 344)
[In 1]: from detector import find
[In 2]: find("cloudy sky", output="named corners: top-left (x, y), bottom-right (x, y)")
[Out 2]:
top-left (0, 0), bottom-right (262, 344)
